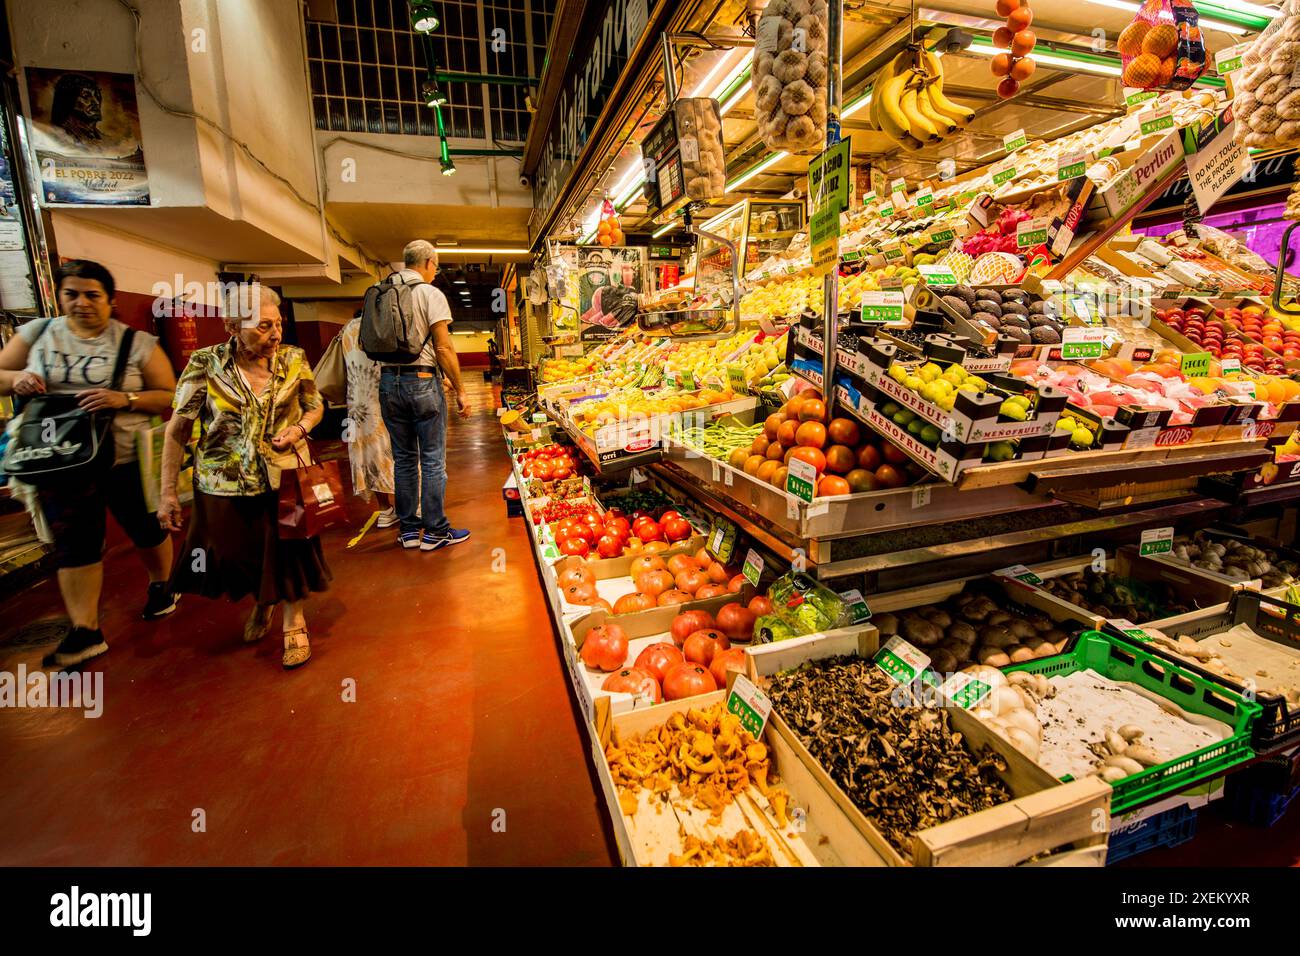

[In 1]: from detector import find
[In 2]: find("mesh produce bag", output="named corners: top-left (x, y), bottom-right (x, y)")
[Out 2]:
top-left (753, 0), bottom-right (829, 153)
top-left (675, 98), bottom-right (726, 200)
top-left (1117, 0), bottom-right (1206, 91)
top-left (1233, 0), bottom-right (1300, 150)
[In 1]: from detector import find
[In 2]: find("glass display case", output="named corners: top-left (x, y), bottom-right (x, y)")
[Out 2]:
top-left (698, 199), bottom-right (805, 294)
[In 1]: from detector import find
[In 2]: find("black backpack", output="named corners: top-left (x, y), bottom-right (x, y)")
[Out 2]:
top-left (3, 321), bottom-right (136, 487)
top-left (359, 273), bottom-right (432, 363)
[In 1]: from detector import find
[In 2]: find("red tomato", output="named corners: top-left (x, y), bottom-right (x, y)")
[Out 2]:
top-left (551, 463), bottom-right (572, 480)
top-left (748, 595), bottom-right (775, 616)
top-left (635, 569), bottom-right (675, 597)
top-left (696, 584), bottom-right (729, 598)
top-left (637, 521), bottom-right (664, 542)
top-left (827, 418), bottom-right (861, 446)
top-left (580, 624), bottom-right (629, 672)
top-left (705, 562), bottom-right (731, 585)
top-left (602, 667), bottom-right (661, 703)
top-left (675, 568), bottom-right (707, 594)
top-left (662, 662), bottom-right (718, 700)
top-left (727, 574), bottom-right (748, 593)
top-left (533, 461), bottom-right (554, 480)
top-left (710, 647), bottom-right (748, 690)
top-left (612, 592), bottom-right (656, 614)
top-left (657, 589), bottom-right (693, 606)
top-left (790, 446), bottom-right (827, 474)
top-left (566, 523), bottom-right (596, 545)
top-left (683, 628), bottom-right (730, 666)
top-left (628, 555), bottom-right (667, 577)
top-left (596, 535), bottom-right (623, 559)
top-left (557, 565), bottom-right (596, 590)
top-left (716, 602), bottom-right (757, 641)
top-left (662, 517), bottom-right (692, 542)
top-left (564, 581), bottom-right (598, 604)
top-left (605, 517), bottom-right (631, 537)
top-left (559, 537), bottom-right (590, 557)
top-left (556, 517), bottom-right (584, 538)
top-left (634, 643), bottom-right (684, 682)
top-left (667, 553), bottom-right (697, 577)
top-left (670, 609), bottom-right (717, 646)
top-left (659, 510), bottom-right (682, 523)
top-left (694, 547), bottom-right (714, 571)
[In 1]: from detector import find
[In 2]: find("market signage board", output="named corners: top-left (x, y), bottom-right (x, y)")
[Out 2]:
top-left (1003, 128), bottom-right (1027, 153)
top-left (1184, 120), bottom-right (1251, 214)
top-left (808, 137), bottom-right (852, 278)
top-left (1139, 526), bottom-right (1174, 556)
top-left (839, 588), bottom-right (872, 623)
top-left (860, 290), bottom-right (905, 324)
top-left (786, 457), bottom-right (817, 502)
top-left (1061, 326), bottom-right (1108, 359)
top-left (530, 0), bottom-right (651, 234)
top-left (726, 675), bottom-right (772, 738)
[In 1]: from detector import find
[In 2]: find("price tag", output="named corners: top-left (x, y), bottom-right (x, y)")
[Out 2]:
top-left (841, 250), bottom-right (864, 263)
top-left (1108, 618), bottom-right (1151, 643)
top-left (875, 636), bottom-right (931, 684)
top-left (1016, 217), bottom-right (1050, 249)
top-left (839, 588), bottom-right (872, 623)
top-left (863, 191), bottom-right (877, 203)
top-left (1004, 128), bottom-right (1028, 153)
top-left (679, 136), bottom-right (700, 162)
top-left (1061, 326), bottom-right (1108, 359)
top-left (996, 564), bottom-right (1043, 585)
top-left (1140, 110), bottom-right (1175, 135)
top-left (861, 290), bottom-right (906, 323)
top-left (1221, 358), bottom-right (1241, 373)
top-left (742, 548), bottom-right (764, 587)
top-left (941, 672), bottom-right (994, 709)
top-left (1179, 352), bottom-right (1212, 377)
top-left (1126, 426), bottom-right (1160, 449)
top-left (531, 413), bottom-right (548, 423)
top-left (1215, 43), bottom-right (1249, 75)
top-left (710, 460), bottom-right (721, 481)
top-left (724, 468), bottom-right (734, 486)
top-left (726, 674), bottom-right (772, 738)
top-left (891, 177), bottom-right (907, 194)
top-left (1139, 526), bottom-right (1174, 556)
top-left (1057, 152), bottom-right (1087, 181)
top-left (706, 517), bottom-right (738, 564)
top-left (785, 456), bottom-right (817, 502)
top-left (918, 264), bottom-right (957, 287)
top-left (928, 227), bottom-right (957, 245)
top-left (911, 485), bottom-right (931, 508)
top-left (879, 204), bottom-right (896, 218)
top-left (726, 364), bottom-right (750, 394)
top-left (915, 190), bottom-right (933, 208)
top-left (1125, 88), bottom-right (1158, 108)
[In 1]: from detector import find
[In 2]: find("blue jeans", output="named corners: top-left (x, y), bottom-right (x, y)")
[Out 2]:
top-left (378, 371), bottom-right (451, 535)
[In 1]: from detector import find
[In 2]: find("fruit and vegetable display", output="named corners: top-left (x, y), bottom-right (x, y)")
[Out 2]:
top-left (1158, 303), bottom-right (1294, 372)
top-left (1167, 531), bottom-right (1299, 587)
top-left (604, 702), bottom-right (791, 865)
top-left (1034, 567), bottom-right (1193, 623)
top-left (740, 390), bottom-right (921, 494)
top-left (868, 45), bottom-right (974, 150)
top-left (988, 0), bottom-right (1038, 99)
top-left (766, 657), bottom-right (1013, 861)
top-left (1142, 620), bottom-right (1300, 708)
top-left (1116, 0), bottom-right (1207, 92)
top-left (873, 586), bottom-right (1073, 674)
top-left (1010, 360), bottom-right (1223, 426)
top-left (671, 418), bottom-right (765, 460)
top-left (753, 0), bottom-right (829, 153)
top-left (584, 545), bottom-right (749, 617)
top-left (753, 572), bottom-right (848, 642)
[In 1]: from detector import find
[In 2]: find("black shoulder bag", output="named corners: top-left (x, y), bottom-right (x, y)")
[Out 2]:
top-left (3, 323), bottom-right (137, 487)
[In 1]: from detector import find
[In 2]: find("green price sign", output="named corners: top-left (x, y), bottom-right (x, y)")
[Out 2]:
top-left (861, 292), bottom-right (905, 323)
top-left (915, 192), bottom-right (933, 208)
top-left (1109, 619), bottom-right (1151, 643)
top-left (1062, 341), bottom-right (1104, 359)
top-left (1179, 352), bottom-right (1212, 377)
top-left (841, 250), bottom-right (864, 262)
top-left (726, 675), bottom-right (772, 738)
top-left (1218, 55), bottom-right (1243, 73)
top-left (879, 205), bottom-right (895, 218)
top-left (929, 228), bottom-right (956, 244)
top-left (874, 637), bottom-right (931, 685)
top-left (919, 265), bottom-right (956, 286)
top-left (726, 364), bottom-right (750, 395)
top-left (1126, 89), bottom-right (1158, 107)
top-left (1141, 113), bottom-right (1175, 135)
top-left (941, 673), bottom-right (993, 709)
top-left (1058, 160), bottom-right (1087, 181)
top-left (993, 165), bottom-right (1017, 186)
top-left (1004, 129), bottom-right (1028, 153)
top-left (839, 588), bottom-right (872, 623)
top-left (1017, 224), bottom-right (1049, 248)
top-left (785, 457), bottom-right (817, 502)
top-left (864, 191), bottom-right (877, 203)
top-left (742, 548), bottom-right (764, 587)
top-left (996, 564), bottom-right (1043, 585)
top-left (1140, 527), bottom-right (1174, 556)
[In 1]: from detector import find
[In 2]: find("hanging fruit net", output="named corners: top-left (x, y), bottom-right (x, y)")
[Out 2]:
top-left (1118, 0), bottom-right (1207, 91)
top-left (1232, 0), bottom-right (1300, 150)
top-left (753, 0), bottom-right (829, 153)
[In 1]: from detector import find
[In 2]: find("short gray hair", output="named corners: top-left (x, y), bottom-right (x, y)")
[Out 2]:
top-left (221, 282), bottom-right (281, 330)
top-left (403, 240), bottom-right (437, 268)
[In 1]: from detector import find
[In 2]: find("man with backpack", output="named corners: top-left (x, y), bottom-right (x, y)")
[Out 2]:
top-left (362, 239), bottom-right (470, 551)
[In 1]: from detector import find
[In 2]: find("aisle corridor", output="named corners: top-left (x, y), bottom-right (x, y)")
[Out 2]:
top-left (0, 377), bottom-right (615, 866)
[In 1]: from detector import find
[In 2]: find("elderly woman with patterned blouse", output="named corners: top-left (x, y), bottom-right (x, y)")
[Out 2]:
top-left (157, 285), bottom-right (330, 668)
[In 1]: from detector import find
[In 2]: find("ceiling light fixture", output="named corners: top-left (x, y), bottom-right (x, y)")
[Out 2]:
top-left (409, 1), bottom-right (441, 33)
top-left (719, 79), bottom-right (752, 117)
top-left (842, 90), bottom-right (873, 119)
top-left (725, 152), bottom-right (786, 193)
top-left (688, 48), bottom-right (745, 99)
top-left (435, 247), bottom-right (531, 255)
top-left (652, 221), bottom-right (679, 238)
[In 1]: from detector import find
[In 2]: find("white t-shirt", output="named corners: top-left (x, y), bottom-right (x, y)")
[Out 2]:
top-left (395, 269), bottom-right (453, 368)
top-left (19, 316), bottom-right (159, 463)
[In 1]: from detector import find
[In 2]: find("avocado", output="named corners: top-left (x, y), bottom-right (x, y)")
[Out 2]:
top-left (974, 299), bottom-right (1003, 317)
top-left (942, 295), bottom-right (972, 320)
top-left (1000, 300), bottom-right (1030, 318)
top-left (1030, 325), bottom-right (1062, 344)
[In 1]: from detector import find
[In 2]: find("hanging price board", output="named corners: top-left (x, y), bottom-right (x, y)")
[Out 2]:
top-left (1003, 128), bottom-right (1028, 153)
top-left (1139, 526), bottom-right (1174, 556)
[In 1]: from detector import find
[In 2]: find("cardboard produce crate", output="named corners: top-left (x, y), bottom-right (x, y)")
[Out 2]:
top-left (744, 632), bottom-right (1112, 866)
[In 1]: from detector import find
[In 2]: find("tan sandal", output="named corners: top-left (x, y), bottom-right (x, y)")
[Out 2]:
top-left (282, 625), bottom-right (311, 669)
top-left (244, 604), bottom-right (275, 643)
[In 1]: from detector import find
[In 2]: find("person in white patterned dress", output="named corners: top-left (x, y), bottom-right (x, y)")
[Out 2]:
top-left (338, 314), bottom-right (396, 526)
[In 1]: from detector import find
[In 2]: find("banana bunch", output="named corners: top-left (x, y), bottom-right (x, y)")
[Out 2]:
top-left (868, 47), bottom-right (974, 151)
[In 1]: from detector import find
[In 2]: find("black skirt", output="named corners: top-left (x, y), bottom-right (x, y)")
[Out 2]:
top-left (170, 489), bottom-right (332, 605)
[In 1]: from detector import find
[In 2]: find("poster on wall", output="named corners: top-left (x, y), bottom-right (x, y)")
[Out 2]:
top-left (577, 245), bottom-right (647, 341)
top-left (24, 68), bottom-right (149, 206)
top-left (0, 113), bottom-right (37, 310)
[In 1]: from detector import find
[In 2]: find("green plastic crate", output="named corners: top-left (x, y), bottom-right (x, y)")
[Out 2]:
top-left (1004, 630), bottom-right (1261, 814)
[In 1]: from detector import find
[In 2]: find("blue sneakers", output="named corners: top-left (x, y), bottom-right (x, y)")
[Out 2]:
top-left (420, 528), bottom-right (471, 551)
top-left (399, 530), bottom-right (422, 550)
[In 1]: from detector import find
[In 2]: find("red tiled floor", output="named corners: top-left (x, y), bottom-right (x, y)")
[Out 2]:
top-left (0, 377), bottom-right (616, 866)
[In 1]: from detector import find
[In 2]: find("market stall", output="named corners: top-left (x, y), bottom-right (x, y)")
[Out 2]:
top-left (505, 0), bottom-right (1300, 866)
